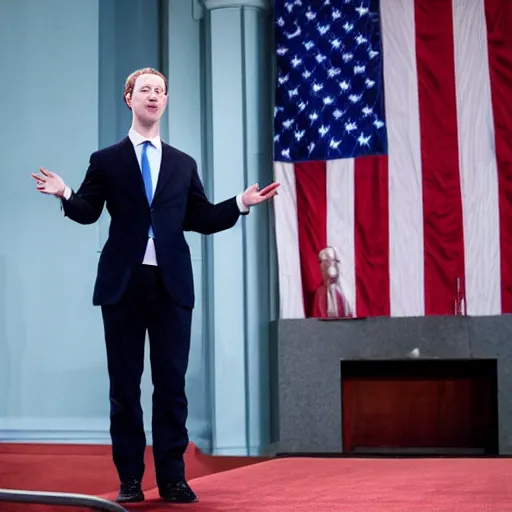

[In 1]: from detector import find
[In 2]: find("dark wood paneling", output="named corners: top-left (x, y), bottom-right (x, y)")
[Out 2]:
top-left (341, 360), bottom-right (498, 454)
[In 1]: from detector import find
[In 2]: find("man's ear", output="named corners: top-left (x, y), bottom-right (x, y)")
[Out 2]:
top-left (125, 92), bottom-right (132, 108)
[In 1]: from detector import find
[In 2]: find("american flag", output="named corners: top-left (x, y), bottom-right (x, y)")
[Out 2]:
top-left (274, 0), bottom-right (387, 162)
top-left (272, 0), bottom-right (512, 319)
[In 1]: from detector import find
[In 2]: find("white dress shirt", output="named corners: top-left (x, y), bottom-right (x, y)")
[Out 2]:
top-left (63, 128), bottom-right (249, 266)
top-left (127, 128), bottom-right (162, 265)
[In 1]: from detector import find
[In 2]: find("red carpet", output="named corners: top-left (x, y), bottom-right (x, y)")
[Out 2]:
top-left (2, 444), bottom-right (512, 511)
top-left (100, 457), bottom-right (512, 511)
top-left (0, 443), bottom-right (265, 511)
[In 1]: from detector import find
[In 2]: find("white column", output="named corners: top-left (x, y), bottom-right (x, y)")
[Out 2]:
top-left (165, 0), bottom-right (212, 452)
top-left (202, 0), bottom-right (273, 455)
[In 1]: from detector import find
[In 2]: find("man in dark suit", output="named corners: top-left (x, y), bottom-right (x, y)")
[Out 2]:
top-left (31, 67), bottom-right (278, 504)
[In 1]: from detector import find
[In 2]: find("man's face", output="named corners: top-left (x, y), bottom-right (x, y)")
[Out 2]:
top-left (126, 73), bottom-right (167, 125)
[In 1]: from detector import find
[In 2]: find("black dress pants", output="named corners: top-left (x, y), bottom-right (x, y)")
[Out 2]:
top-left (101, 264), bottom-right (192, 486)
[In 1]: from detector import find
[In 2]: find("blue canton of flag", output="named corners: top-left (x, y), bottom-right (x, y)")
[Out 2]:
top-left (273, 0), bottom-right (387, 163)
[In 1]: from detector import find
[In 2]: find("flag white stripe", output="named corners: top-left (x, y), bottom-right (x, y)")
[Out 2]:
top-left (273, 162), bottom-right (305, 318)
top-left (453, 0), bottom-right (502, 315)
top-left (326, 158), bottom-right (356, 316)
top-left (381, 0), bottom-right (425, 316)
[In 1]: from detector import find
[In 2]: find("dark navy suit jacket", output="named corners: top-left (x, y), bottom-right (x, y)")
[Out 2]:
top-left (62, 137), bottom-right (243, 308)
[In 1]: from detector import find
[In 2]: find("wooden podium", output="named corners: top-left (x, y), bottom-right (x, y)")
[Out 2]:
top-left (269, 316), bottom-right (511, 455)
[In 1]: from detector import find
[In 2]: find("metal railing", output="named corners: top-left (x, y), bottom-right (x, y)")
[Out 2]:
top-left (0, 489), bottom-right (128, 511)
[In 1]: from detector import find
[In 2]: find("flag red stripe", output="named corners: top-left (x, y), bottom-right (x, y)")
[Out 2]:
top-left (485, 0), bottom-right (512, 313)
top-left (354, 156), bottom-right (390, 316)
top-left (295, 161), bottom-right (328, 317)
top-left (415, 0), bottom-right (466, 315)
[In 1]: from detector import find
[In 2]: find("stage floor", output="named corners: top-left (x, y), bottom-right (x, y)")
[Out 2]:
top-left (108, 457), bottom-right (511, 511)
top-left (1, 444), bottom-right (511, 511)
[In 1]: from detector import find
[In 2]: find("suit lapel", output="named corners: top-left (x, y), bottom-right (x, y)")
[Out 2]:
top-left (118, 137), bottom-right (147, 199)
top-left (117, 137), bottom-right (177, 205)
top-left (153, 143), bottom-right (177, 204)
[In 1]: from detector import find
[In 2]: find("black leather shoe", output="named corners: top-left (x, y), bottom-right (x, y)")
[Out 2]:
top-left (115, 478), bottom-right (145, 503)
top-left (159, 480), bottom-right (198, 503)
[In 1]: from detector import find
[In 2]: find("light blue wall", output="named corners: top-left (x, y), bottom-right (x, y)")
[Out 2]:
top-left (202, 3), bottom-right (274, 455)
top-left (166, 0), bottom-right (212, 453)
top-left (0, 0), bottom-right (107, 440)
top-left (97, 0), bottom-right (163, 443)
top-left (0, 0), bottom-right (275, 456)
top-left (97, 0), bottom-right (163, 248)
top-left (165, 1), bottom-right (275, 454)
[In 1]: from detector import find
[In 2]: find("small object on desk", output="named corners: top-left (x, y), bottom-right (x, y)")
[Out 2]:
top-left (407, 348), bottom-right (420, 358)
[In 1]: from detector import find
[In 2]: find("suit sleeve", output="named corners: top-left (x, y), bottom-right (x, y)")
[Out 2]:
top-left (183, 160), bottom-right (245, 235)
top-left (61, 152), bottom-right (106, 225)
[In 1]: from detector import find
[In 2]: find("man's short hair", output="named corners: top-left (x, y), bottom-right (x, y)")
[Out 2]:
top-left (123, 67), bottom-right (168, 105)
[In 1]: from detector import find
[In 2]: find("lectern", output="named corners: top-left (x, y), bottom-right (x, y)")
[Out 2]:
top-left (269, 315), bottom-right (510, 455)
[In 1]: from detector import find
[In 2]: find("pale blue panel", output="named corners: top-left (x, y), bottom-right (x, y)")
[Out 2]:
top-left (267, 15), bottom-right (280, 325)
top-left (0, 0), bottom-right (105, 438)
top-left (166, 0), bottom-right (211, 452)
top-left (97, 0), bottom-right (162, 251)
top-left (207, 7), bottom-right (249, 454)
top-left (241, 6), bottom-right (274, 455)
top-left (97, 0), bottom-right (162, 438)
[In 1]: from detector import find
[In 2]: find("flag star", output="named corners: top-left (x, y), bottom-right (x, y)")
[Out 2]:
top-left (273, 0), bottom-right (386, 161)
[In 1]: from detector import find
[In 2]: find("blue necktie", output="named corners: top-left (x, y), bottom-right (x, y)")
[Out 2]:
top-left (141, 141), bottom-right (154, 238)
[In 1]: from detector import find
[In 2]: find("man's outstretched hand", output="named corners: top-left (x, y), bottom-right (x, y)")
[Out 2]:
top-left (32, 168), bottom-right (66, 197)
top-left (32, 169), bottom-right (279, 205)
top-left (241, 182), bottom-right (280, 207)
